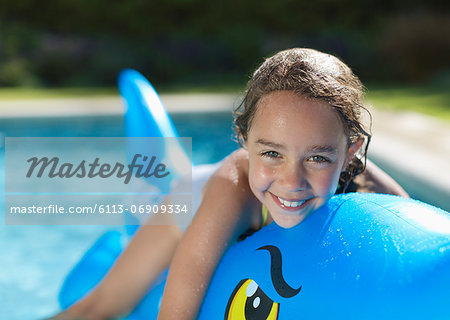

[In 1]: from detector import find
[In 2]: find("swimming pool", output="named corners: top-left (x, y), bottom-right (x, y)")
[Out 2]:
top-left (0, 112), bottom-right (444, 319)
top-left (0, 112), bottom-right (239, 319)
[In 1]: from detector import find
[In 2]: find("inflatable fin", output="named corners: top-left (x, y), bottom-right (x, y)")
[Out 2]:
top-left (119, 69), bottom-right (192, 220)
top-left (119, 69), bottom-right (179, 138)
top-left (58, 70), bottom-right (189, 318)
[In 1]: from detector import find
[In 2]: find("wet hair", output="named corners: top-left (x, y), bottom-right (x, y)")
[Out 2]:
top-left (234, 48), bottom-right (372, 191)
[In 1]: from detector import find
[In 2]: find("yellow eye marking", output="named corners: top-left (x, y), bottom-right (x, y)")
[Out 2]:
top-left (225, 279), bottom-right (279, 319)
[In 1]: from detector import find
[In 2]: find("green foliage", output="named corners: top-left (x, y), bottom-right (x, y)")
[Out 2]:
top-left (0, 1), bottom-right (448, 87)
top-left (0, 59), bottom-right (37, 86)
top-left (375, 13), bottom-right (450, 81)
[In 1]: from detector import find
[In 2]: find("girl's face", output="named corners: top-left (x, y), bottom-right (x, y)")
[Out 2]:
top-left (246, 91), bottom-right (356, 228)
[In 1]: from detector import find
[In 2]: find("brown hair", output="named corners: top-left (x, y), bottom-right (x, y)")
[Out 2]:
top-left (234, 48), bottom-right (372, 190)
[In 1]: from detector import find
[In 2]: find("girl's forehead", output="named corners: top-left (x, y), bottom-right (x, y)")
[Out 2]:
top-left (249, 91), bottom-right (347, 146)
top-left (254, 91), bottom-right (341, 126)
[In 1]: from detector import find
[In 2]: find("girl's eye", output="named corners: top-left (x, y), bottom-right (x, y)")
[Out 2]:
top-left (261, 151), bottom-right (280, 159)
top-left (308, 155), bottom-right (330, 163)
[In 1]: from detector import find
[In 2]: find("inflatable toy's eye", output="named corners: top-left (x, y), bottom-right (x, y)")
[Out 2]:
top-left (225, 278), bottom-right (279, 319)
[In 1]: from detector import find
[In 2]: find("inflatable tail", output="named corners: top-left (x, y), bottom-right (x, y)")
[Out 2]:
top-left (58, 70), bottom-right (182, 319)
top-left (58, 231), bottom-right (125, 309)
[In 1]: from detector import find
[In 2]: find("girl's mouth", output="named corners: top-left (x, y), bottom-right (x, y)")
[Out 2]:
top-left (269, 192), bottom-right (312, 212)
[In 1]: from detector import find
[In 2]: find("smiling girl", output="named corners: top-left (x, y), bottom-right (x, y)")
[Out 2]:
top-left (157, 48), bottom-right (408, 319)
top-left (50, 48), bottom-right (408, 320)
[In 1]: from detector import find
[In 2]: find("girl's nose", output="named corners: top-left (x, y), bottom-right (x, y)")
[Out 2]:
top-left (279, 161), bottom-right (308, 192)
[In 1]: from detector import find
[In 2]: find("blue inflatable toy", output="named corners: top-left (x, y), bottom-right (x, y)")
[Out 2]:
top-left (198, 193), bottom-right (450, 319)
top-left (59, 70), bottom-right (450, 319)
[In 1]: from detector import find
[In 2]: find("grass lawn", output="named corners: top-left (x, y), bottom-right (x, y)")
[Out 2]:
top-left (365, 84), bottom-right (450, 121)
top-left (0, 87), bottom-right (119, 100)
top-left (1, 83), bottom-right (448, 121)
top-left (0, 84), bottom-right (244, 100)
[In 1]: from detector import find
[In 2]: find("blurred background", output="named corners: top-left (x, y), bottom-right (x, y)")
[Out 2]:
top-left (0, 0), bottom-right (449, 89)
top-left (0, 0), bottom-right (449, 319)
top-left (1, 0), bottom-right (447, 206)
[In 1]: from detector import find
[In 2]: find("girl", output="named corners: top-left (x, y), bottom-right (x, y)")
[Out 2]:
top-left (51, 48), bottom-right (407, 319)
top-left (157, 48), bottom-right (408, 319)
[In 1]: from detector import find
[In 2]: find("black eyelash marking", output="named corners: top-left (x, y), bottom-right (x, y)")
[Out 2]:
top-left (257, 245), bottom-right (302, 298)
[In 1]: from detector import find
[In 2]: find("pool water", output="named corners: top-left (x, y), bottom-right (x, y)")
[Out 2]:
top-left (0, 113), bottom-right (238, 319)
top-left (1, 112), bottom-right (444, 319)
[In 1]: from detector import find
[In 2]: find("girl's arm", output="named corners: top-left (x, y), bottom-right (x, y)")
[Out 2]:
top-left (157, 149), bottom-right (260, 320)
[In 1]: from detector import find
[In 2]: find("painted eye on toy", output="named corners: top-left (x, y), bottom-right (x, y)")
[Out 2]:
top-left (225, 278), bottom-right (279, 320)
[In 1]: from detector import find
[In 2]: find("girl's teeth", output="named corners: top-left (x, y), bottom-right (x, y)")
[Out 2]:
top-left (277, 196), bottom-right (305, 207)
